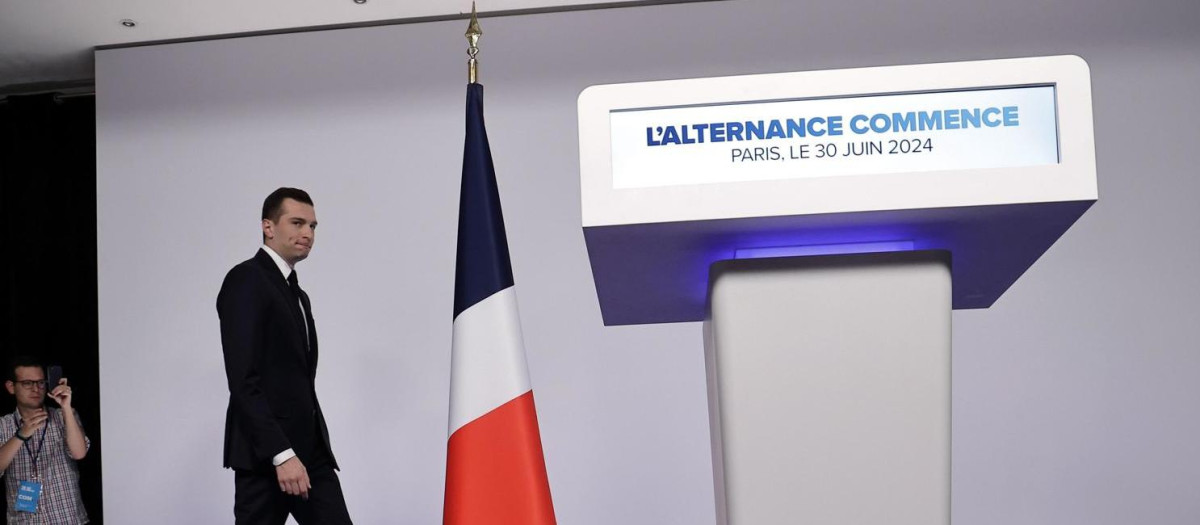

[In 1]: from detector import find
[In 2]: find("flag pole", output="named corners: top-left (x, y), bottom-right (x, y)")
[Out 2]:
top-left (465, 3), bottom-right (482, 84)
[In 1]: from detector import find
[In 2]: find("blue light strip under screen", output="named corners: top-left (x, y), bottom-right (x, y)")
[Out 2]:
top-left (735, 240), bottom-right (915, 260)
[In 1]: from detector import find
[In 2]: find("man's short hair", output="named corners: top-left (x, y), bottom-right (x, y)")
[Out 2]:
top-left (261, 188), bottom-right (314, 223)
top-left (7, 355), bottom-right (44, 381)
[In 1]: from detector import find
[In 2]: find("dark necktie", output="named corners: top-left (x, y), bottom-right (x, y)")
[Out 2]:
top-left (287, 271), bottom-right (310, 351)
top-left (287, 271), bottom-right (301, 298)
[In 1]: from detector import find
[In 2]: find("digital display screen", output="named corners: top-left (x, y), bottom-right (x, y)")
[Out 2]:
top-left (609, 85), bottom-right (1059, 189)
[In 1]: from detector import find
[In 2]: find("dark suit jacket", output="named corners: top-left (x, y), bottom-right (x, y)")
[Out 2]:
top-left (217, 248), bottom-right (337, 472)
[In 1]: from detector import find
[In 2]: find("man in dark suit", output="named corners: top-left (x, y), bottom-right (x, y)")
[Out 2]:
top-left (217, 187), bottom-right (353, 524)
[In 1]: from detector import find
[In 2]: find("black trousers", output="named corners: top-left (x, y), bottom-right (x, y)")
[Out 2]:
top-left (233, 451), bottom-right (352, 525)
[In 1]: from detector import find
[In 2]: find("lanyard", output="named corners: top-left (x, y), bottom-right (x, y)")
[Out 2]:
top-left (21, 414), bottom-right (51, 479)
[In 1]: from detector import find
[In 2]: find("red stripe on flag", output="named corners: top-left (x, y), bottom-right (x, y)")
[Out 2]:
top-left (444, 390), bottom-right (557, 525)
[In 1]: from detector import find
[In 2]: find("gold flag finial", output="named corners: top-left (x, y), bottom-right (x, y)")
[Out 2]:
top-left (465, 3), bottom-right (482, 84)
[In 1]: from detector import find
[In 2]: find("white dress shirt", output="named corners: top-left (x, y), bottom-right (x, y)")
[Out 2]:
top-left (261, 245), bottom-right (306, 467)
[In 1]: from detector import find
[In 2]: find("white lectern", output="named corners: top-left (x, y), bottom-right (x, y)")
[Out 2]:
top-left (578, 56), bottom-right (1096, 524)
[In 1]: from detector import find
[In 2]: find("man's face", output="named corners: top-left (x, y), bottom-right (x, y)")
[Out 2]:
top-left (262, 198), bottom-right (317, 266)
top-left (5, 366), bottom-right (46, 409)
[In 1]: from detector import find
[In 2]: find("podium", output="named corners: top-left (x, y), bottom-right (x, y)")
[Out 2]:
top-left (578, 56), bottom-right (1097, 524)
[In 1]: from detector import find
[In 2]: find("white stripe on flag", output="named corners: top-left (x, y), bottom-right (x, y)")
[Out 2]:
top-left (449, 286), bottom-right (532, 436)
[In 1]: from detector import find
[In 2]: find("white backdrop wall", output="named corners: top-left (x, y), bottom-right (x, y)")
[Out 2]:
top-left (96, 1), bottom-right (1200, 523)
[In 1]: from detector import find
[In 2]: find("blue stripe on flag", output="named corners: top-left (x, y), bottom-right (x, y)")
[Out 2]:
top-left (454, 83), bottom-right (515, 319)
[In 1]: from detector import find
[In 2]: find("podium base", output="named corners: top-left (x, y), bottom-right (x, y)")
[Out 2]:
top-left (705, 251), bottom-right (951, 525)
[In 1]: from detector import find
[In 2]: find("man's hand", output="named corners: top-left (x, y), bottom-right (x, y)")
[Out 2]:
top-left (276, 456), bottom-right (311, 499)
top-left (49, 378), bottom-right (72, 410)
top-left (19, 409), bottom-right (47, 439)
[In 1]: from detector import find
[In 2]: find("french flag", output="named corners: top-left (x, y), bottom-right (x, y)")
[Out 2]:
top-left (444, 82), bottom-right (557, 525)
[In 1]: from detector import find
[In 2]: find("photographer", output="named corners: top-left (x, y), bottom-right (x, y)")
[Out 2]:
top-left (0, 356), bottom-right (90, 524)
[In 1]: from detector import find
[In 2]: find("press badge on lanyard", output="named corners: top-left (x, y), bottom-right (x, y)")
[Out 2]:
top-left (15, 420), bottom-right (49, 513)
